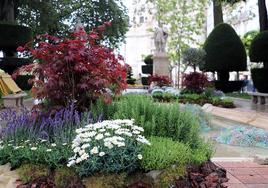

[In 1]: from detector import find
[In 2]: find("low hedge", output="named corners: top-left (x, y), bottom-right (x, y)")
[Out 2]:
top-left (152, 93), bottom-right (235, 108)
top-left (214, 81), bottom-right (244, 93)
top-left (251, 68), bottom-right (268, 93)
top-left (0, 23), bottom-right (32, 51)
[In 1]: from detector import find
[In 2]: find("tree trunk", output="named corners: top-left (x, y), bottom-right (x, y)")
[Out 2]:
top-left (213, 0), bottom-right (224, 27)
top-left (0, 0), bottom-right (14, 22)
top-left (258, 0), bottom-right (268, 31)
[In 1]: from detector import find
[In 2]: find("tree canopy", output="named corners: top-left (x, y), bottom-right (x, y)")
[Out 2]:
top-left (11, 0), bottom-right (129, 48)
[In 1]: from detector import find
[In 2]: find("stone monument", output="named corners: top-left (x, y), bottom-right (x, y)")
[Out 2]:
top-left (153, 27), bottom-right (170, 77)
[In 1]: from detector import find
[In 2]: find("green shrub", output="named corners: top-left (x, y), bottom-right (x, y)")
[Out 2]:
top-left (91, 95), bottom-right (201, 148)
top-left (249, 31), bottom-right (268, 64)
top-left (144, 54), bottom-right (153, 65)
top-left (141, 137), bottom-right (191, 171)
top-left (0, 140), bottom-right (72, 169)
top-left (17, 163), bottom-right (50, 184)
top-left (203, 23), bottom-right (247, 73)
top-left (67, 120), bottom-right (150, 177)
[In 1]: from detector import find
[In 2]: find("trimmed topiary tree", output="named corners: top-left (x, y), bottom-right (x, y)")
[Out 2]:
top-left (0, 22), bottom-right (32, 75)
top-left (249, 31), bottom-right (268, 93)
top-left (141, 55), bottom-right (153, 86)
top-left (203, 23), bottom-right (247, 92)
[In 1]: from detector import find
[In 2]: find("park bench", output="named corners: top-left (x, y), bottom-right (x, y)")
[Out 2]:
top-left (248, 92), bottom-right (268, 105)
top-left (2, 92), bottom-right (27, 107)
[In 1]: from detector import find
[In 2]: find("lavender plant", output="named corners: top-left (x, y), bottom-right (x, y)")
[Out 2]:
top-left (0, 103), bottom-right (98, 144)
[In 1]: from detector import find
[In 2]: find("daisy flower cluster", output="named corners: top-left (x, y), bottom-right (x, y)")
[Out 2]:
top-left (67, 119), bottom-right (150, 168)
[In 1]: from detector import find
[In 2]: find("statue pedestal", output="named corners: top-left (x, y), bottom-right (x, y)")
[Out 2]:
top-left (153, 52), bottom-right (170, 77)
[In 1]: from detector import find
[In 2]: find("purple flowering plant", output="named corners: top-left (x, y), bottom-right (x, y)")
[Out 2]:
top-left (0, 103), bottom-right (99, 144)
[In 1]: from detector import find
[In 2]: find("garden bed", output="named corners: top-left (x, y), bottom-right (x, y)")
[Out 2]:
top-left (152, 93), bottom-right (235, 108)
top-left (0, 95), bottom-right (220, 187)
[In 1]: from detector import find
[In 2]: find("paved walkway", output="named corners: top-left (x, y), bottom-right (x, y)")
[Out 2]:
top-left (213, 160), bottom-right (268, 188)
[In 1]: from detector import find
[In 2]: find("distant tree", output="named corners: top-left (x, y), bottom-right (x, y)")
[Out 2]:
top-left (182, 48), bottom-right (206, 72)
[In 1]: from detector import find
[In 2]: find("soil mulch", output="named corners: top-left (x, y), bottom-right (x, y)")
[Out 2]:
top-left (16, 175), bottom-right (85, 188)
top-left (175, 161), bottom-right (228, 188)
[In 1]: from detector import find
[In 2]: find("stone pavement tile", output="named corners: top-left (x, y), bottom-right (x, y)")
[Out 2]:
top-left (227, 173), bottom-right (243, 184)
top-left (217, 162), bottom-right (263, 168)
top-left (235, 174), bottom-right (268, 184)
top-left (228, 168), bottom-right (257, 176)
top-left (253, 168), bottom-right (268, 175)
top-left (226, 183), bottom-right (247, 188)
top-left (246, 184), bottom-right (268, 188)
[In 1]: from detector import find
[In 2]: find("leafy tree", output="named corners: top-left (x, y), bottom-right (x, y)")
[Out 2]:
top-left (242, 30), bottom-right (259, 54)
top-left (182, 48), bottom-right (206, 72)
top-left (1, 0), bottom-right (129, 48)
top-left (149, 0), bottom-right (207, 86)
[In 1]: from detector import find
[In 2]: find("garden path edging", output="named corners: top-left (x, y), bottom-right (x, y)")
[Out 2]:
top-left (202, 104), bottom-right (268, 130)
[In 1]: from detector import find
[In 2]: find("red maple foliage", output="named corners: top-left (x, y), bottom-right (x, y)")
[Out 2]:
top-left (148, 75), bottom-right (171, 87)
top-left (182, 72), bottom-right (209, 94)
top-left (14, 23), bottom-right (127, 110)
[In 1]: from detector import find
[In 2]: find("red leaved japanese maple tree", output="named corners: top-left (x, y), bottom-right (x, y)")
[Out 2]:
top-left (15, 23), bottom-right (127, 110)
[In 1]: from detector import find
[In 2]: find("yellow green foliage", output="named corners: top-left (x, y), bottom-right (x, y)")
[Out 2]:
top-left (17, 163), bottom-right (49, 183)
top-left (83, 173), bottom-right (126, 188)
top-left (155, 165), bottom-right (185, 188)
top-left (54, 166), bottom-right (79, 188)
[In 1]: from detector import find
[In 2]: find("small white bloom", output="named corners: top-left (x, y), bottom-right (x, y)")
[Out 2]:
top-left (41, 139), bottom-right (47, 143)
top-left (81, 153), bottom-right (89, 160)
top-left (46, 149), bottom-right (52, 152)
top-left (73, 147), bottom-right (81, 153)
top-left (79, 149), bottom-right (86, 156)
top-left (51, 143), bottom-right (57, 147)
top-left (30, 147), bottom-right (37, 150)
top-left (25, 140), bottom-right (30, 143)
top-left (76, 157), bottom-right (82, 164)
top-left (137, 154), bottom-right (143, 160)
top-left (95, 133), bottom-right (104, 140)
top-left (90, 146), bottom-right (99, 154)
top-left (81, 143), bottom-right (90, 149)
top-left (104, 132), bottom-right (111, 136)
top-left (99, 128), bottom-right (106, 132)
top-left (99, 152), bottom-right (105, 157)
top-left (67, 160), bottom-right (75, 167)
top-left (62, 143), bottom-right (67, 146)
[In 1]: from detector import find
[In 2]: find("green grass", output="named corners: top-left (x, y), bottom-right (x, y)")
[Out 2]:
top-left (225, 92), bottom-right (251, 100)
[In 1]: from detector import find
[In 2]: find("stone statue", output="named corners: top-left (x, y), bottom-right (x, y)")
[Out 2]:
top-left (75, 17), bottom-right (84, 32)
top-left (154, 27), bottom-right (168, 53)
top-left (0, 0), bottom-right (14, 22)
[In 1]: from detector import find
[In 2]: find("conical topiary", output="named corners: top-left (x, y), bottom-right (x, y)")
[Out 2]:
top-left (249, 31), bottom-right (268, 66)
top-left (203, 23), bottom-right (247, 78)
top-left (203, 23), bottom-right (247, 92)
top-left (249, 31), bottom-right (268, 93)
